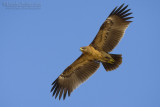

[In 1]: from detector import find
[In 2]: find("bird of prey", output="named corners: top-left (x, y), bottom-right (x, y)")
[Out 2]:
top-left (51, 4), bottom-right (133, 100)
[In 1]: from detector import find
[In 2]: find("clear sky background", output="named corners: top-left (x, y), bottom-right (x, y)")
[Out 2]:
top-left (1, 0), bottom-right (160, 107)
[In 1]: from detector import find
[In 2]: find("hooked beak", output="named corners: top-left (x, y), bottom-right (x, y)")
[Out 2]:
top-left (80, 47), bottom-right (83, 51)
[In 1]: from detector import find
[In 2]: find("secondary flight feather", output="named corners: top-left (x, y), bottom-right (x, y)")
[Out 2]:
top-left (51, 4), bottom-right (133, 100)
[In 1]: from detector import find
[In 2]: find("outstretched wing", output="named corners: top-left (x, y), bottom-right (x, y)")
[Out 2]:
top-left (51, 54), bottom-right (100, 100)
top-left (90, 4), bottom-right (133, 52)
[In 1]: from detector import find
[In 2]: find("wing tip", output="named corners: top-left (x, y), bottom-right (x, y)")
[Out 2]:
top-left (109, 3), bottom-right (133, 21)
top-left (51, 78), bottom-right (70, 100)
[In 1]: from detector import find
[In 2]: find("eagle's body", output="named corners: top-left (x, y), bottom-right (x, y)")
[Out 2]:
top-left (80, 45), bottom-right (114, 63)
top-left (51, 4), bottom-right (133, 100)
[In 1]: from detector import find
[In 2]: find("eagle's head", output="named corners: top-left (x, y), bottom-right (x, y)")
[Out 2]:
top-left (80, 47), bottom-right (86, 52)
top-left (80, 46), bottom-right (90, 53)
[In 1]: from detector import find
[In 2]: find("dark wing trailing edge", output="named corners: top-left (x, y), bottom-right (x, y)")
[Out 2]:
top-left (90, 4), bottom-right (133, 52)
top-left (51, 54), bottom-right (100, 100)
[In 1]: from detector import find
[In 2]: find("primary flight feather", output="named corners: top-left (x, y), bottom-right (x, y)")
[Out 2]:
top-left (51, 4), bottom-right (133, 100)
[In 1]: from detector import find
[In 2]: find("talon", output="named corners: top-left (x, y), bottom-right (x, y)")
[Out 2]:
top-left (108, 59), bottom-right (114, 64)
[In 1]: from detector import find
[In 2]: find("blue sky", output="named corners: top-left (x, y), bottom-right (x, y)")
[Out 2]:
top-left (1, 0), bottom-right (160, 107)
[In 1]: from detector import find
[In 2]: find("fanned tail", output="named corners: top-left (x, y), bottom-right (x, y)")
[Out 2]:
top-left (102, 54), bottom-right (122, 71)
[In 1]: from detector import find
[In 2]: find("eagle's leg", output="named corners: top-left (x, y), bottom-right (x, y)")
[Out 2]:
top-left (107, 58), bottom-right (115, 64)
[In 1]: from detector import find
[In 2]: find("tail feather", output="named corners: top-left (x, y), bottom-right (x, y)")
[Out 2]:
top-left (102, 54), bottom-right (122, 71)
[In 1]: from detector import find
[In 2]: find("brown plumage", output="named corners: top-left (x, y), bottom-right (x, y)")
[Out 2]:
top-left (51, 4), bottom-right (133, 100)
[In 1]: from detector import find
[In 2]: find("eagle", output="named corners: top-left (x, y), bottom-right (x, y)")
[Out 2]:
top-left (51, 4), bottom-right (133, 100)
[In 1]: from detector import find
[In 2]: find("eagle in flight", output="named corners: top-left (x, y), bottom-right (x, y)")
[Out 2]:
top-left (51, 4), bottom-right (133, 100)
